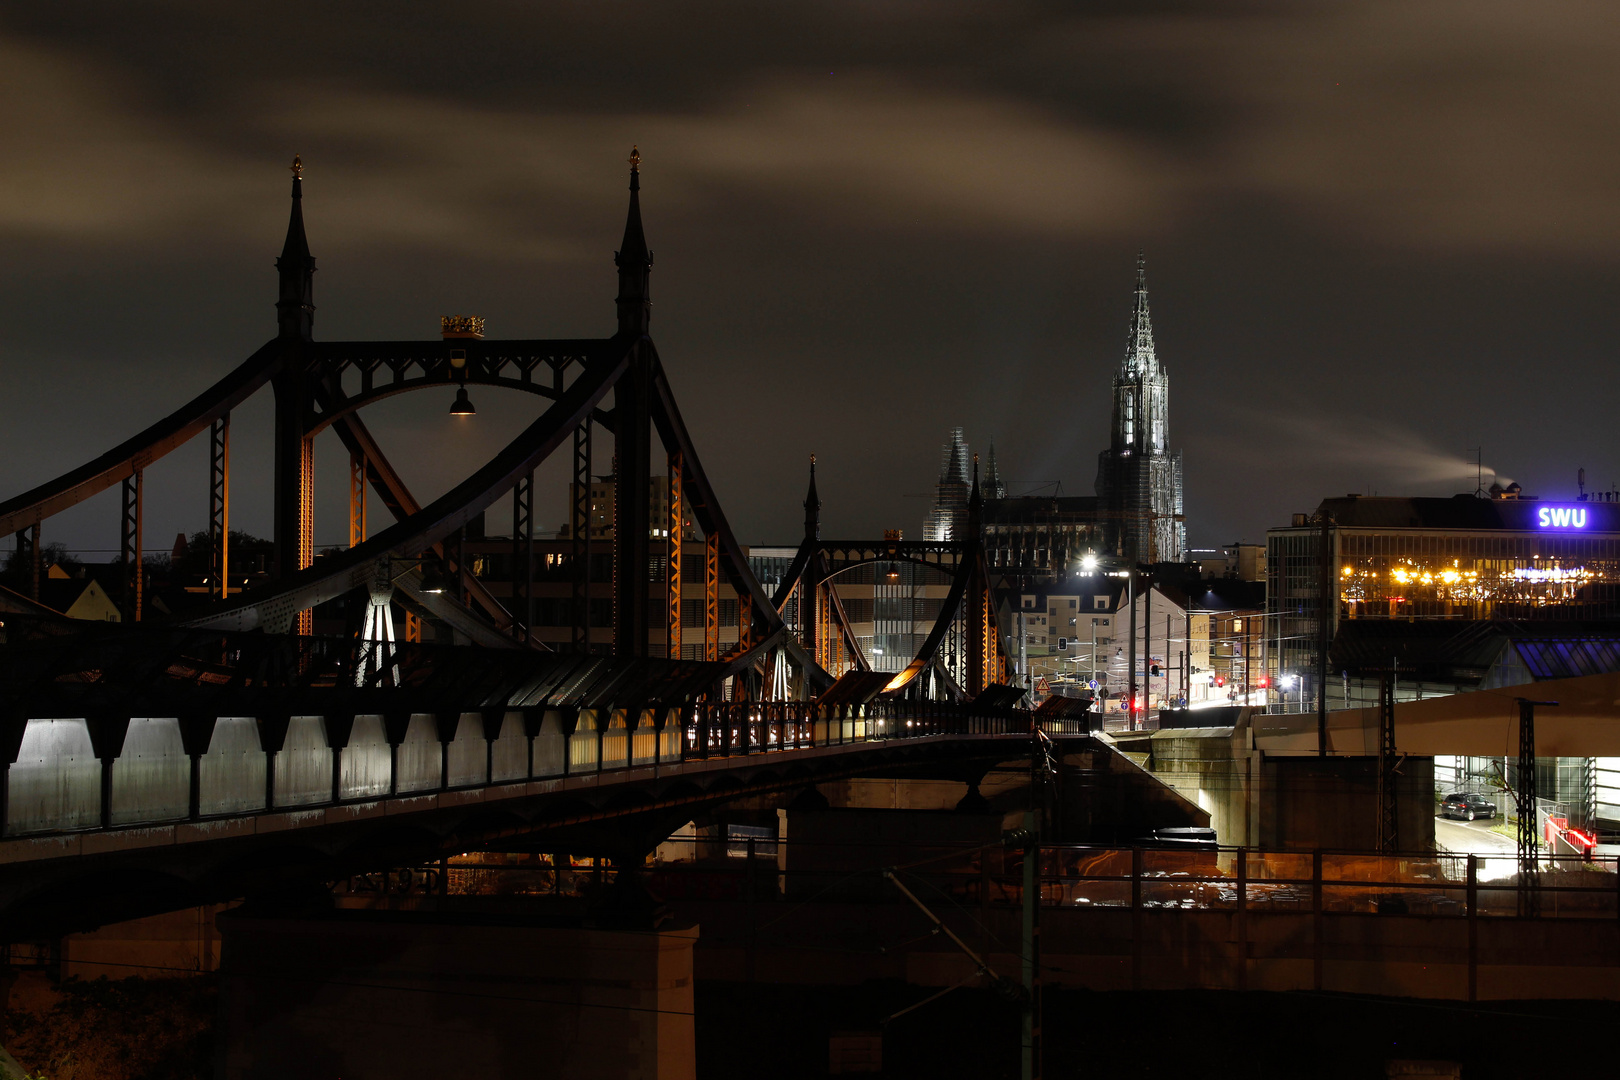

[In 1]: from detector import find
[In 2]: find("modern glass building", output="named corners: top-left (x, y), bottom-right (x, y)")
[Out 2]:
top-left (1268, 494), bottom-right (1620, 680)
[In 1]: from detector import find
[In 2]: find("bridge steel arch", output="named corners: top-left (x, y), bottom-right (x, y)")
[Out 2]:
top-left (0, 154), bottom-right (842, 695)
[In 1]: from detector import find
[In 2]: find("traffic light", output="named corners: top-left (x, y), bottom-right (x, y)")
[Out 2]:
top-left (1257, 676), bottom-right (1270, 689)
top-left (1058, 638), bottom-right (1067, 652)
top-left (1215, 675), bottom-right (1226, 688)
top-left (1150, 664), bottom-right (1160, 676)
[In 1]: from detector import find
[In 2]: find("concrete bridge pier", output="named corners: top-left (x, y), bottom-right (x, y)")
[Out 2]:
top-left (216, 898), bottom-right (698, 1080)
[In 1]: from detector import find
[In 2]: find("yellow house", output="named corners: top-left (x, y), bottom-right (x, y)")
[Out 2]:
top-left (42, 564), bottom-right (122, 622)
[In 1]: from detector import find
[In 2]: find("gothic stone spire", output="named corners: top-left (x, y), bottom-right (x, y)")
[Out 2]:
top-left (1123, 250), bottom-right (1156, 377)
top-left (276, 155), bottom-right (316, 340)
top-left (803, 454), bottom-right (821, 541)
top-left (615, 146), bottom-right (653, 337)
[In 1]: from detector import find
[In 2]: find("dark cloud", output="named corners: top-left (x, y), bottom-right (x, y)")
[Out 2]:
top-left (1, 1), bottom-right (1617, 557)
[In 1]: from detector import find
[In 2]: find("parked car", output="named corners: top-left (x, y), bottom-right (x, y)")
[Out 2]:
top-left (1440, 792), bottom-right (1498, 821)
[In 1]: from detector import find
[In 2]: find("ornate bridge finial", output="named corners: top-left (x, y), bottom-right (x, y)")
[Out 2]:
top-left (628, 145), bottom-right (641, 172)
top-left (810, 453), bottom-right (816, 467)
top-left (291, 155), bottom-right (303, 180)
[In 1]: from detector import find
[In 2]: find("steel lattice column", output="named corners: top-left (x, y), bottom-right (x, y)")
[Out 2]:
top-left (348, 450), bottom-right (366, 551)
top-left (1517, 698), bottom-right (1550, 918)
top-left (1377, 665), bottom-right (1399, 853)
top-left (120, 471), bottom-right (143, 621)
top-left (705, 532), bottom-right (719, 663)
top-left (967, 559), bottom-right (986, 698)
top-left (210, 416), bottom-right (231, 601)
top-left (296, 436), bottom-right (314, 636)
top-left (512, 470), bottom-right (534, 645)
top-left (572, 422), bottom-right (592, 654)
top-left (667, 451), bottom-right (683, 660)
top-left (736, 589), bottom-right (751, 659)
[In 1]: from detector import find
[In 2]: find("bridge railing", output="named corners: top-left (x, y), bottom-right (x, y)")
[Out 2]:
top-left (0, 697), bottom-right (1087, 840)
top-left (677, 700), bottom-right (1084, 758)
top-left (349, 840), bottom-right (1620, 923)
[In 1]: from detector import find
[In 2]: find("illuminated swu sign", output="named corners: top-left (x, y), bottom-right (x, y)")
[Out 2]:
top-left (1537, 506), bottom-right (1588, 529)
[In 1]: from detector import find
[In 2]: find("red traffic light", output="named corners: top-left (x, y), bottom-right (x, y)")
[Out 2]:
top-left (1257, 676), bottom-right (1269, 688)
top-left (1215, 675), bottom-right (1226, 687)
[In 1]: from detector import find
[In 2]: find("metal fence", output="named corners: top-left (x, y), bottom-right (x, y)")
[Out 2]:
top-left (357, 840), bottom-right (1620, 923)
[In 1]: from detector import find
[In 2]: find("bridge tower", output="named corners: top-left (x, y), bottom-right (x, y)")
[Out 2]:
top-left (613, 148), bottom-right (654, 656)
top-left (271, 157), bottom-right (316, 619)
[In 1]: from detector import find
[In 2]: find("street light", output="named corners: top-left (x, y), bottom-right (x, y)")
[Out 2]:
top-left (1084, 552), bottom-right (1147, 731)
top-left (418, 562), bottom-right (452, 594)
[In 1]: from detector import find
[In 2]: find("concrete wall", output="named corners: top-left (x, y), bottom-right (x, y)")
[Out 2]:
top-left (340, 714), bottom-right (390, 800)
top-left (446, 712), bottom-right (485, 788)
top-left (7, 719), bottom-right (99, 833)
top-left (491, 711), bottom-right (527, 782)
top-left (60, 904), bottom-right (231, 980)
top-left (396, 713), bottom-right (439, 794)
top-left (1263, 756), bottom-right (1436, 853)
top-left (110, 718), bottom-right (188, 825)
top-left (535, 709), bottom-right (568, 777)
top-left (217, 905), bottom-right (696, 1080)
top-left (200, 718), bottom-right (265, 816)
top-left (681, 896), bottom-right (1620, 1002)
top-left (1121, 719), bottom-right (1437, 852)
top-left (272, 716), bottom-right (329, 808)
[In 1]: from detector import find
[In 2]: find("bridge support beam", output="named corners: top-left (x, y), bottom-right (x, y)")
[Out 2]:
top-left (572, 421), bottom-right (592, 653)
top-left (705, 533), bottom-right (719, 663)
top-left (120, 471), bottom-right (143, 622)
top-left (512, 470), bottom-right (534, 645)
top-left (612, 343), bottom-right (652, 658)
top-left (211, 417), bottom-right (231, 600)
top-left (667, 451), bottom-right (682, 660)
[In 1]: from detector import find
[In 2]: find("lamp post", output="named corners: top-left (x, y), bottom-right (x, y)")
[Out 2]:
top-left (1083, 553), bottom-right (1141, 729)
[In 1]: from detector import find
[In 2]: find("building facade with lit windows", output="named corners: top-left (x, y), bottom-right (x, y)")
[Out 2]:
top-left (1266, 493), bottom-right (1620, 685)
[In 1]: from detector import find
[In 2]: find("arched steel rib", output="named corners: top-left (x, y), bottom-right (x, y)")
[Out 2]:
top-left (648, 352), bottom-right (832, 691)
top-left (820, 552), bottom-right (871, 672)
top-left (318, 383), bottom-right (517, 637)
top-left (306, 338), bottom-right (617, 437)
top-left (176, 343), bottom-right (631, 633)
top-left (769, 541), bottom-right (813, 613)
top-left (0, 339), bottom-right (282, 536)
top-left (886, 551), bottom-right (973, 694)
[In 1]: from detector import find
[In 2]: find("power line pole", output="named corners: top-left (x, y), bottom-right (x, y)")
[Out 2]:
top-left (1316, 513), bottom-right (1333, 755)
top-left (1516, 698), bottom-right (1557, 918)
top-left (1377, 660), bottom-right (1399, 853)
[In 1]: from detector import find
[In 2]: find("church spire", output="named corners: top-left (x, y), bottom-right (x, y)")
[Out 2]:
top-left (967, 453), bottom-right (983, 533)
top-left (1123, 250), bottom-right (1156, 376)
top-left (614, 146), bottom-right (653, 337)
top-left (275, 155), bottom-right (316, 341)
top-left (983, 441), bottom-right (1006, 500)
top-left (803, 454), bottom-right (821, 541)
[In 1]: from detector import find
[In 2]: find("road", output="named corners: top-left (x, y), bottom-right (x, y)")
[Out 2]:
top-left (1434, 814), bottom-right (1516, 855)
top-left (1433, 815), bottom-right (1521, 880)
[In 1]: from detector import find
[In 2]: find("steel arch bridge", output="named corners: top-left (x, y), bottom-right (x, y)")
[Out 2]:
top-left (0, 152), bottom-right (1043, 939)
top-left (0, 151), bottom-right (1011, 703)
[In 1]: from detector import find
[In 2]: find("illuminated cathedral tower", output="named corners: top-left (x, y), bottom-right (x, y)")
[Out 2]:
top-left (924, 427), bottom-right (971, 541)
top-left (1095, 255), bottom-right (1185, 563)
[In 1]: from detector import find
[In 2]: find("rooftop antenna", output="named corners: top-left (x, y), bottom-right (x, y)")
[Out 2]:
top-left (1578, 467), bottom-right (1587, 499)
top-left (1468, 447), bottom-right (1484, 497)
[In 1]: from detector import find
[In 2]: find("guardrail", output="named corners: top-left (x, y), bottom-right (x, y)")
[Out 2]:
top-left (1, 702), bottom-right (1087, 840)
top-left (357, 841), bottom-right (1620, 923)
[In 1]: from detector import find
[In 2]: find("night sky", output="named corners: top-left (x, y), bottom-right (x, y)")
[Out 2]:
top-left (2, 2), bottom-right (1616, 560)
